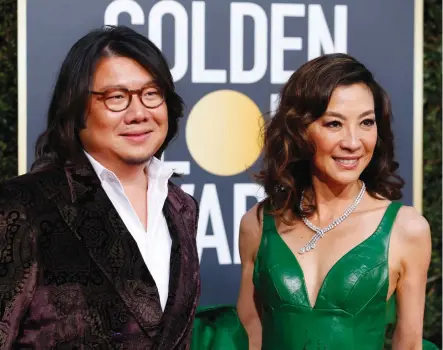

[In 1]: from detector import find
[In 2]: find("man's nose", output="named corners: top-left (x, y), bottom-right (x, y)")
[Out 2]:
top-left (124, 94), bottom-right (148, 124)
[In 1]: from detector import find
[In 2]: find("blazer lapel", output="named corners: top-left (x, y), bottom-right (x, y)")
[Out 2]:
top-left (37, 161), bottom-right (163, 338)
top-left (157, 183), bottom-right (200, 349)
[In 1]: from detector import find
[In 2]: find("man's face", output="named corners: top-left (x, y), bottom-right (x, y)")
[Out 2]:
top-left (79, 56), bottom-right (168, 169)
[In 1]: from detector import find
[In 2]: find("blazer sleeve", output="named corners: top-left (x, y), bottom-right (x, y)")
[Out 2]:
top-left (0, 188), bottom-right (38, 349)
top-left (172, 194), bottom-right (200, 349)
top-left (189, 195), bottom-right (200, 238)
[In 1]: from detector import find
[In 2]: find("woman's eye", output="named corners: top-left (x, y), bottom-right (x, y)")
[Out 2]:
top-left (362, 119), bottom-right (376, 126)
top-left (325, 120), bottom-right (342, 128)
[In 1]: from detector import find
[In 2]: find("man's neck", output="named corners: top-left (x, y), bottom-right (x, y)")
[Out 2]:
top-left (84, 151), bottom-right (149, 189)
top-left (113, 165), bottom-right (148, 189)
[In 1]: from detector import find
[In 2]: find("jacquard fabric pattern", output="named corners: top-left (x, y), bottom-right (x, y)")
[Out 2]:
top-left (0, 158), bottom-right (200, 349)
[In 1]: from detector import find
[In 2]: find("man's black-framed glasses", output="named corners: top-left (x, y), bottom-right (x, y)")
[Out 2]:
top-left (89, 85), bottom-right (165, 112)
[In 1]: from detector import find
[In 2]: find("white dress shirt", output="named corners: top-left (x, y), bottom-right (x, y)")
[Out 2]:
top-left (84, 152), bottom-right (173, 311)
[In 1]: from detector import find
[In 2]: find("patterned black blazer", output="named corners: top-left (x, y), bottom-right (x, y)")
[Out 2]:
top-left (0, 159), bottom-right (200, 349)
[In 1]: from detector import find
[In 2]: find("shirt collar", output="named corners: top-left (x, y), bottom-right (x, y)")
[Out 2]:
top-left (83, 151), bottom-right (173, 184)
top-left (146, 156), bottom-right (174, 181)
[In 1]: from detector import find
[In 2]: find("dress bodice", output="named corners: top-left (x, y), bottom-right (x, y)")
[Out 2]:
top-left (252, 202), bottom-right (402, 350)
top-left (190, 201), bottom-right (438, 350)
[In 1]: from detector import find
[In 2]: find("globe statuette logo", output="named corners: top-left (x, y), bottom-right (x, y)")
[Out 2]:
top-left (186, 90), bottom-right (265, 176)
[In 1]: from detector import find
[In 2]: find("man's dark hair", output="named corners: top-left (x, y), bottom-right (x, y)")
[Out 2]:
top-left (32, 25), bottom-right (183, 171)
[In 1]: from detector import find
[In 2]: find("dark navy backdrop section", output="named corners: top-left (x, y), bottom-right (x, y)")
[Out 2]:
top-left (25, 0), bottom-right (415, 305)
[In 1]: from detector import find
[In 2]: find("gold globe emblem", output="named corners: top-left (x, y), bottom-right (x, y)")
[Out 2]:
top-left (186, 90), bottom-right (265, 176)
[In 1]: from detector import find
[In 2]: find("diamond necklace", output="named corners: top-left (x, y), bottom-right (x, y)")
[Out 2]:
top-left (298, 182), bottom-right (366, 254)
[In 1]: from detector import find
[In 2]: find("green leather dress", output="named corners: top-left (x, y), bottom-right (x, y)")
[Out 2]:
top-left (191, 202), bottom-right (439, 350)
top-left (252, 202), bottom-right (401, 349)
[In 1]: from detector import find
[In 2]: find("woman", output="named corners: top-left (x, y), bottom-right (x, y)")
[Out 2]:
top-left (234, 53), bottom-right (433, 349)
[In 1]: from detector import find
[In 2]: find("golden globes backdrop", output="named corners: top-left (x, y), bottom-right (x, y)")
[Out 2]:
top-left (18, 0), bottom-right (423, 305)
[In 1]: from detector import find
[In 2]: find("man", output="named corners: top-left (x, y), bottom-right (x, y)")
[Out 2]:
top-left (0, 26), bottom-right (200, 349)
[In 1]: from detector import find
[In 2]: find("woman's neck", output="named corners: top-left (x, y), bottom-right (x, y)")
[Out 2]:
top-left (306, 177), bottom-right (364, 226)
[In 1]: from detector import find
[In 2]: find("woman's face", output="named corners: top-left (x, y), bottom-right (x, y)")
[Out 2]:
top-left (307, 83), bottom-right (378, 186)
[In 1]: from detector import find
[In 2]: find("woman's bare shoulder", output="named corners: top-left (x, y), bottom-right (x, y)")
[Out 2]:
top-left (241, 203), bottom-right (263, 231)
top-left (239, 203), bottom-right (265, 259)
top-left (396, 205), bottom-right (431, 241)
top-left (390, 205), bottom-right (432, 267)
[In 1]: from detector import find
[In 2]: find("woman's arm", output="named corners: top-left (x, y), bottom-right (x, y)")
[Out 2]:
top-left (392, 206), bottom-right (432, 350)
top-left (237, 204), bottom-right (263, 350)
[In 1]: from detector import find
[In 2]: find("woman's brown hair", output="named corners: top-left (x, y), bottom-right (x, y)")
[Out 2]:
top-left (256, 53), bottom-right (404, 224)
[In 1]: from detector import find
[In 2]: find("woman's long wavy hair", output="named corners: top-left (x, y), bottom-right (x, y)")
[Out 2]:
top-left (256, 53), bottom-right (404, 224)
top-left (32, 25), bottom-right (184, 171)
